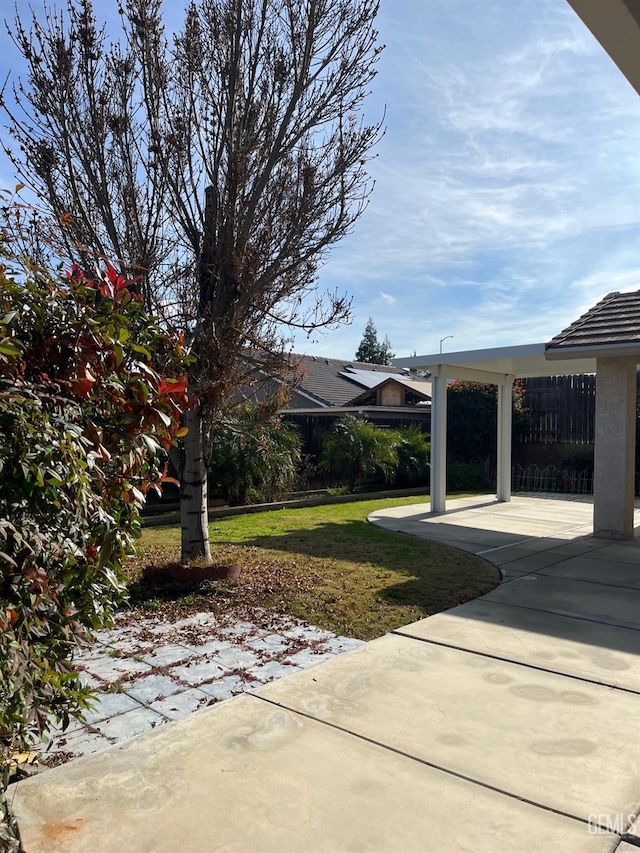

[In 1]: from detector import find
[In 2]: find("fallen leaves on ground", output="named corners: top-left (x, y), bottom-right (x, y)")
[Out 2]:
top-left (124, 543), bottom-right (327, 630)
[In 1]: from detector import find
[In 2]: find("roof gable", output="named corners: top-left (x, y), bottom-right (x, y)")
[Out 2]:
top-left (348, 376), bottom-right (432, 406)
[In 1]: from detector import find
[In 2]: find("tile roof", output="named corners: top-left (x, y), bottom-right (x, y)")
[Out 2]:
top-left (290, 354), bottom-right (429, 407)
top-left (546, 290), bottom-right (640, 352)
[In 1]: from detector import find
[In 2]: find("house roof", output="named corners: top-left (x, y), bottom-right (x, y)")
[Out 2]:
top-left (348, 375), bottom-right (432, 406)
top-left (290, 354), bottom-right (430, 407)
top-left (545, 289), bottom-right (640, 360)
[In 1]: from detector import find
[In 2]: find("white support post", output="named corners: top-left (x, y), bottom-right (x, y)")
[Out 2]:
top-left (430, 366), bottom-right (447, 513)
top-left (496, 376), bottom-right (514, 503)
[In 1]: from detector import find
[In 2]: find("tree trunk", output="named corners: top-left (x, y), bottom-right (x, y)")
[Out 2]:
top-left (180, 407), bottom-right (212, 563)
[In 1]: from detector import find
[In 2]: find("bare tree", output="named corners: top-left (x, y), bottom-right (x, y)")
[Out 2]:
top-left (1, 0), bottom-right (383, 561)
top-left (1, 1), bottom-right (180, 313)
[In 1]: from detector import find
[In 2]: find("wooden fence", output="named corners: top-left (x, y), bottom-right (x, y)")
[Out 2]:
top-left (520, 375), bottom-right (596, 445)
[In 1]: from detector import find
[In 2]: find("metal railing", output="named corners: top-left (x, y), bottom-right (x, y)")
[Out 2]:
top-left (509, 463), bottom-right (593, 494)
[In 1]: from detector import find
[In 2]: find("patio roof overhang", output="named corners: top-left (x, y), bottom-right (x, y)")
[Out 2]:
top-left (566, 0), bottom-right (640, 96)
top-left (393, 342), bottom-right (631, 380)
top-left (393, 342), bottom-right (640, 523)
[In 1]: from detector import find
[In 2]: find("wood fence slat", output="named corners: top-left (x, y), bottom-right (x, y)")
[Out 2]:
top-left (521, 375), bottom-right (596, 444)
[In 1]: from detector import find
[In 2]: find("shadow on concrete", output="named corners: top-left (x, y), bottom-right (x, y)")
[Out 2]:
top-left (373, 495), bottom-right (640, 669)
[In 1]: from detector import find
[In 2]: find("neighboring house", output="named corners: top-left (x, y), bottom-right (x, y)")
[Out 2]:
top-left (275, 354), bottom-right (432, 458)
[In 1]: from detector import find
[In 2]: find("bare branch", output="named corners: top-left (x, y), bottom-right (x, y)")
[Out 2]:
top-left (2, 0), bottom-right (383, 439)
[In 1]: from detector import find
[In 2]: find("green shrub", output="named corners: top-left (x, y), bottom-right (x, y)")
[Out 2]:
top-left (447, 380), bottom-right (531, 463)
top-left (327, 485), bottom-right (350, 496)
top-left (393, 426), bottom-right (430, 487)
top-left (447, 461), bottom-right (486, 491)
top-left (559, 451), bottom-right (594, 473)
top-left (0, 250), bottom-right (188, 808)
top-left (209, 405), bottom-right (303, 505)
top-left (319, 416), bottom-right (398, 492)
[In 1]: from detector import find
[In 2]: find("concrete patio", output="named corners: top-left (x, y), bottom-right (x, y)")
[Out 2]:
top-left (11, 494), bottom-right (640, 852)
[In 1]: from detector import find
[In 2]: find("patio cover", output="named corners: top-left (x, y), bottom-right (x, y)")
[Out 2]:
top-left (394, 341), bottom-right (640, 532)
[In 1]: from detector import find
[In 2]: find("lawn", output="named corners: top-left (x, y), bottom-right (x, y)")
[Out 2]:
top-left (127, 496), bottom-right (500, 641)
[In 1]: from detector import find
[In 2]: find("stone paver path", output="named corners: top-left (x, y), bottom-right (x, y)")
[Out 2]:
top-left (43, 610), bottom-right (363, 762)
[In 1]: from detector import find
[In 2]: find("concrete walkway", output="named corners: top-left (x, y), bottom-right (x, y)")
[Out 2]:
top-left (12, 494), bottom-right (640, 852)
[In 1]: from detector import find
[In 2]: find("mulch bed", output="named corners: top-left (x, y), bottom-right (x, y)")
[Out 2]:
top-left (125, 544), bottom-right (325, 629)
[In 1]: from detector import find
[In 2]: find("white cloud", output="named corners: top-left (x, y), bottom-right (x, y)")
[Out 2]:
top-left (0, 0), bottom-right (637, 363)
top-left (378, 292), bottom-right (396, 305)
top-left (304, 0), bottom-right (640, 359)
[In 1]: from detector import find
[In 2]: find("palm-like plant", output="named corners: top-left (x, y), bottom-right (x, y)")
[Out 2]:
top-left (394, 426), bottom-right (430, 487)
top-left (319, 416), bottom-right (398, 492)
top-left (209, 405), bottom-right (302, 505)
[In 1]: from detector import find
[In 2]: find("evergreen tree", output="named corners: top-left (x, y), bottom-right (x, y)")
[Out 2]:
top-left (355, 318), bottom-right (379, 362)
top-left (379, 334), bottom-right (395, 365)
top-left (355, 318), bottom-right (394, 364)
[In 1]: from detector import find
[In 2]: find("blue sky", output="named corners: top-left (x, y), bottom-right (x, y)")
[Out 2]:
top-left (2, 0), bottom-right (639, 360)
top-left (312, 0), bottom-right (640, 360)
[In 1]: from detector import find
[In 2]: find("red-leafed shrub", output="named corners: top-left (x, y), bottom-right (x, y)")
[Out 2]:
top-left (0, 243), bottom-right (190, 833)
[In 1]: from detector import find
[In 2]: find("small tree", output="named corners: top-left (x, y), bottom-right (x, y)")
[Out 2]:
top-left (378, 335), bottom-right (395, 366)
top-left (2, 0), bottom-right (384, 563)
top-left (319, 415), bottom-right (398, 492)
top-left (0, 231), bottom-right (188, 839)
top-left (355, 317), bottom-right (394, 365)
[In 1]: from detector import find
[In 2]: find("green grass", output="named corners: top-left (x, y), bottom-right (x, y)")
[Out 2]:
top-left (129, 495), bottom-right (499, 641)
